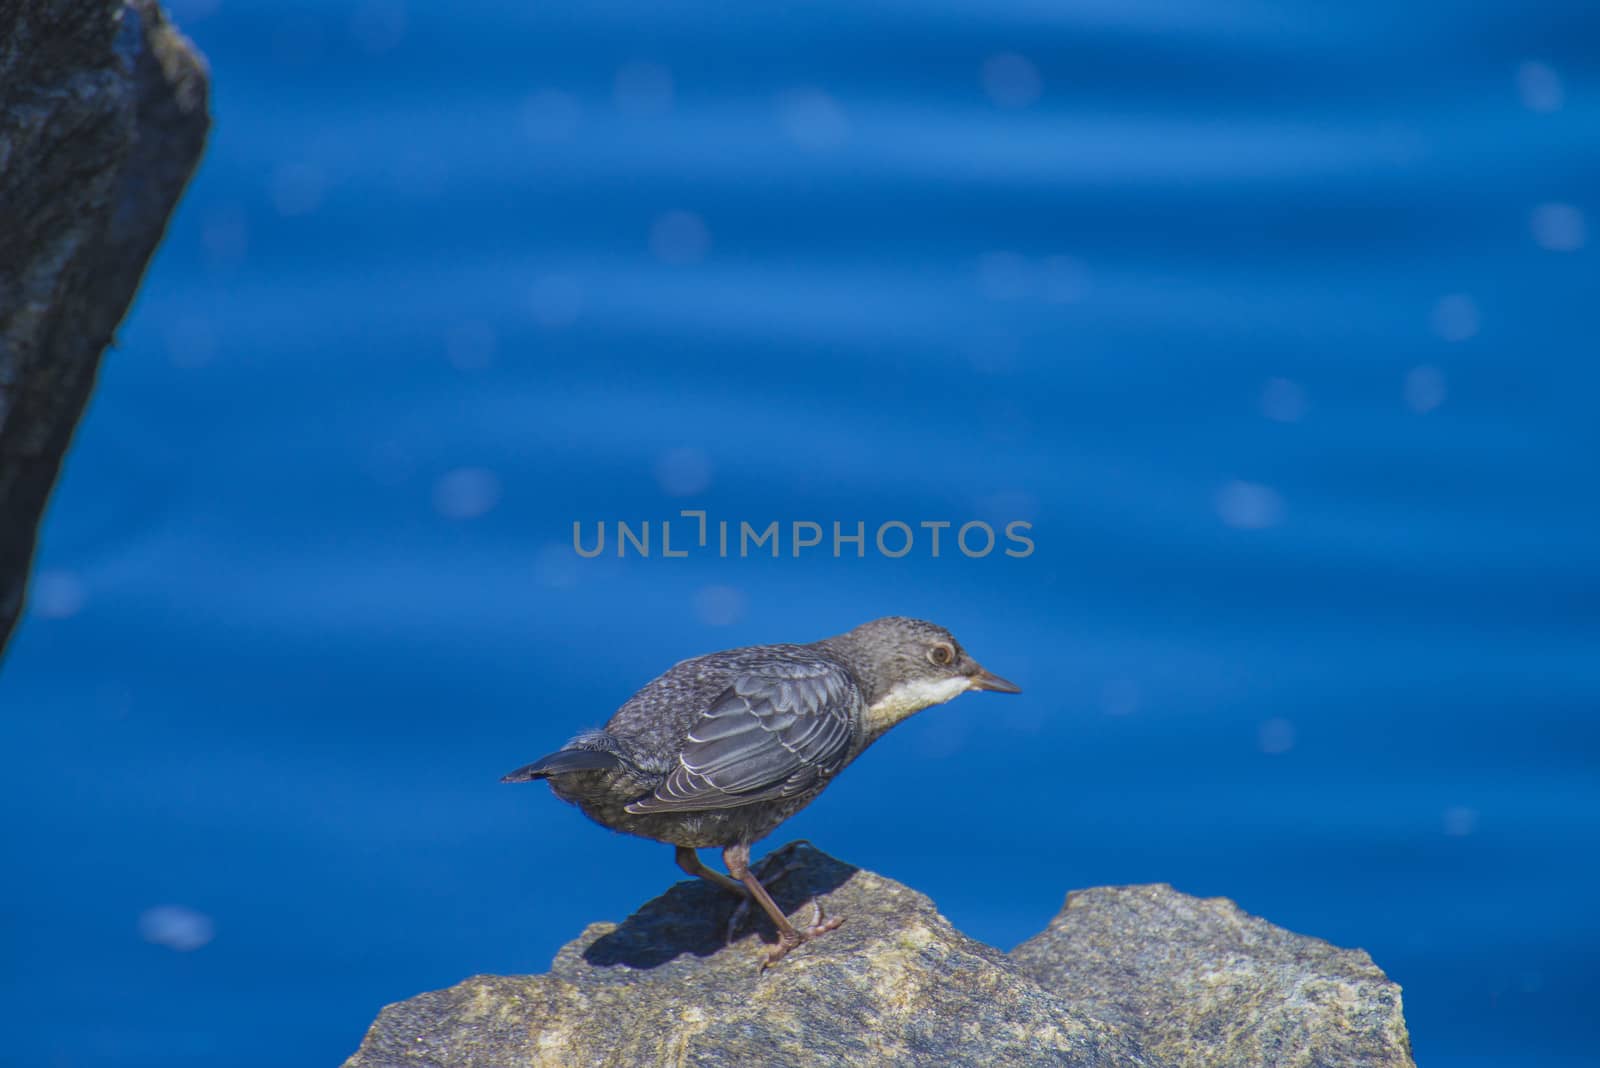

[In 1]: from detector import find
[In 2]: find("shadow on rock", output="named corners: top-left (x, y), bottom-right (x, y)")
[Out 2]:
top-left (350, 843), bottom-right (1416, 1068)
top-left (581, 841), bottom-right (858, 969)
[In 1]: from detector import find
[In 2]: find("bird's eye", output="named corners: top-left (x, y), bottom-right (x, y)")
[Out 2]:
top-left (928, 643), bottom-right (955, 666)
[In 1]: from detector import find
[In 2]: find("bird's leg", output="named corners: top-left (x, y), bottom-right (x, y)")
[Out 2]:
top-left (723, 844), bottom-right (811, 945)
top-left (675, 846), bottom-right (749, 897)
top-left (724, 842), bottom-right (843, 969)
top-left (676, 845), bottom-right (769, 947)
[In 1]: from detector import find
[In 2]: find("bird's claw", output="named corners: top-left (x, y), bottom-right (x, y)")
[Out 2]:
top-left (757, 901), bottom-right (844, 972)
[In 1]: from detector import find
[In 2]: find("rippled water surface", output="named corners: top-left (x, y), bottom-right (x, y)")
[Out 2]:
top-left (3, 1), bottom-right (1597, 1065)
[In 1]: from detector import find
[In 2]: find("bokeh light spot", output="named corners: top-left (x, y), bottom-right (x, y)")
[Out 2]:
top-left (1258, 718), bottom-right (1295, 755)
top-left (982, 53), bottom-right (1042, 109)
top-left (31, 570), bottom-right (86, 620)
top-left (139, 905), bottom-right (215, 952)
top-left (1404, 365), bottom-right (1446, 413)
top-left (1516, 61), bottom-right (1563, 113)
top-left (1530, 202), bottom-right (1586, 252)
top-left (778, 88), bottom-right (849, 152)
top-left (433, 468), bottom-right (501, 520)
top-left (1443, 806), bottom-right (1479, 837)
top-left (1217, 481), bottom-right (1284, 530)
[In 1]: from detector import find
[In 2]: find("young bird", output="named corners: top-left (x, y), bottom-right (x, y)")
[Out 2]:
top-left (502, 616), bottom-right (1020, 967)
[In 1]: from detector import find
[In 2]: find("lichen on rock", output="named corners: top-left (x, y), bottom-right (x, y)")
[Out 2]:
top-left (345, 843), bottom-right (1414, 1068)
top-left (1011, 884), bottom-right (1415, 1068)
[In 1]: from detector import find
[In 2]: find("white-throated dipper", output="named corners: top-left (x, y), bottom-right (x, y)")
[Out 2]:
top-left (502, 616), bottom-right (1020, 967)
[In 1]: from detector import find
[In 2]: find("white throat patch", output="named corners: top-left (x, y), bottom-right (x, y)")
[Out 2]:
top-left (864, 675), bottom-right (972, 737)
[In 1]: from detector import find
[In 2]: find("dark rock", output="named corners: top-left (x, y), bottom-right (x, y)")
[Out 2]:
top-left (0, 0), bottom-right (208, 657)
top-left (345, 843), bottom-right (1415, 1068)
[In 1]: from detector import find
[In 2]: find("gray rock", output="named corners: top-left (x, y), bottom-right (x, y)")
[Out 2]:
top-left (345, 843), bottom-right (1414, 1068)
top-left (0, 0), bottom-right (208, 657)
top-left (1010, 884), bottom-right (1416, 1068)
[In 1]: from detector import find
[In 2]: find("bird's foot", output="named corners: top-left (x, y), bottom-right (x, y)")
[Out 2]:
top-left (758, 902), bottom-right (844, 972)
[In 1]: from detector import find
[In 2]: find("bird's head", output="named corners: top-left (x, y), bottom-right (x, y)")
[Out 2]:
top-left (824, 616), bottom-right (1021, 738)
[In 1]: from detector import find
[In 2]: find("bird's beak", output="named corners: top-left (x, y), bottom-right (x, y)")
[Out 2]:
top-left (967, 666), bottom-right (1022, 694)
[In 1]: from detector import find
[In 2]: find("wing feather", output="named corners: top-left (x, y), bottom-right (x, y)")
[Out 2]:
top-left (624, 660), bottom-right (859, 814)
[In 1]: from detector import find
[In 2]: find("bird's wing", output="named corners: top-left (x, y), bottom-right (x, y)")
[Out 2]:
top-left (624, 661), bottom-right (858, 814)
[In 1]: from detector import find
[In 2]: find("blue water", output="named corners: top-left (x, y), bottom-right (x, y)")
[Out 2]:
top-left (3, 1), bottom-right (1597, 1064)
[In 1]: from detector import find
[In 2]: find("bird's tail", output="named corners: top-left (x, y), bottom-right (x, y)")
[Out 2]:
top-left (500, 746), bottom-right (624, 783)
